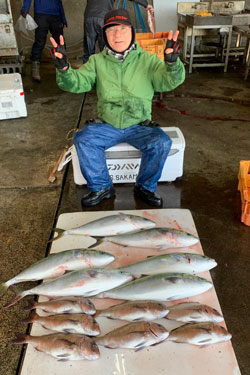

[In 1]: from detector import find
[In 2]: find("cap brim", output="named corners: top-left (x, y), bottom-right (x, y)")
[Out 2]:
top-left (102, 22), bottom-right (132, 29)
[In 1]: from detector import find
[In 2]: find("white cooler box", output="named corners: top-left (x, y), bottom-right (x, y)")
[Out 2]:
top-left (58, 127), bottom-right (185, 185)
top-left (0, 73), bottom-right (27, 120)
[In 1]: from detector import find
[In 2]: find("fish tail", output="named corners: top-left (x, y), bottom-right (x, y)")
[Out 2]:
top-left (23, 298), bottom-right (36, 311)
top-left (88, 237), bottom-right (104, 249)
top-left (21, 311), bottom-right (37, 324)
top-left (11, 332), bottom-right (29, 345)
top-left (0, 281), bottom-right (8, 297)
top-left (48, 228), bottom-right (65, 243)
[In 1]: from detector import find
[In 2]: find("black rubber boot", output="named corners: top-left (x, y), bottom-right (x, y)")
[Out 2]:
top-left (32, 61), bottom-right (41, 82)
top-left (81, 186), bottom-right (115, 206)
top-left (134, 184), bottom-right (163, 207)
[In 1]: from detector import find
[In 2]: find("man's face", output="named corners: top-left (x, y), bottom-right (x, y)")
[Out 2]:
top-left (106, 25), bottom-right (132, 52)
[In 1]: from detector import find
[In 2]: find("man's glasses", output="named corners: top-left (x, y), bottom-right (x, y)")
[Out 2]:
top-left (106, 26), bottom-right (131, 35)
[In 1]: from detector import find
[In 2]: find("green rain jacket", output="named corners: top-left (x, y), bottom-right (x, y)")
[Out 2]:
top-left (56, 42), bottom-right (185, 129)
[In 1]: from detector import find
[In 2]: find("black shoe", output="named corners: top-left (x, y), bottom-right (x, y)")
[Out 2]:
top-left (81, 186), bottom-right (115, 206)
top-left (134, 184), bottom-right (162, 207)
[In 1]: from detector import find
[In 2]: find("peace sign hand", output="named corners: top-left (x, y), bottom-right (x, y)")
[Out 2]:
top-left (50, 35), bottom-right (69, 71)
top-left (164, 30), bottom-right (181, 64)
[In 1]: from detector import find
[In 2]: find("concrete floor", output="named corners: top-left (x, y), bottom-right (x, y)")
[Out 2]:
top-left (0, 61), bottom-right (250, 375)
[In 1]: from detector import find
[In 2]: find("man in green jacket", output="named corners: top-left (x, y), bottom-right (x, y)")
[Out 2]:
top-left (50, 8), bottom-right (185, 207)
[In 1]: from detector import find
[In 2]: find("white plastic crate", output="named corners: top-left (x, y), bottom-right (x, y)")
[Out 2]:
top-left (0, 73), bottom-right (27, 120)
top-left (58, 127), bottom-right (185, 185)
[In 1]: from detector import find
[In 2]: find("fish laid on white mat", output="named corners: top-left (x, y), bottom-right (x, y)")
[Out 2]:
top-left (52, 213), bottom-right (156, 241)
top-left (0, 249), bottom-right (114, 297)
top-left (5, 269), bottom-right (133, 308)
top-left (11, 332), bottom-right (100, 361)
top-left (166, 302), bottom-right (224, 323)
top-left (95, 301), bottom-right (169, 322)
top-left (167, 322), bottom-right (231, 346)
top-left (22, 311), bottom-right (100, 336)
top-left (119, 253), bottom-right (217, 277)
top-left (94, 321), bottom-right (169, 351)
top-left (97, 273), bottom-right (212, 302)
top-left (23, 297), bottom-right (96, 315)
top-left (91, 227), bottom-right (199, 249)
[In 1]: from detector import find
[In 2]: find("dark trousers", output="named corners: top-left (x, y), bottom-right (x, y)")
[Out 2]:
top-left (32, 13), bottom-right (64, 62)
top-left (83, 17), bottom-right (105, 63)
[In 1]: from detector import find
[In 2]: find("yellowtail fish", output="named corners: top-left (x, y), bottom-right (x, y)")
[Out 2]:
top-left (97, 273), bottom-right (212, 302)
top-left (167, 322), bottom-right (231, 346)
top-left (11, 332), bottom-right (100, 361)
top-left (24, 297), bottom-right (96, 315)
top-left (0, 249), bottom-right (114, 297)
top-left (95, 301), bottom-right (169, 322)
top-left (166, 302), bottom-right (224, 323)
top-left (22, 311), bottom-right (100, 336)
top-left (91, 227), bottom-right (199, 250)
top-left (119, 253), bottom-right (217, 277)
top-left (52, 213), bottom-right (156, 241)
top-left (5, 268), bottom-right (133, 308)
top-left (94, 321), bottom-right (169, 351)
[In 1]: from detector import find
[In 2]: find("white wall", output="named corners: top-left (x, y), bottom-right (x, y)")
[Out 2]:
top-left (153, 0), bottom-right (199, 32)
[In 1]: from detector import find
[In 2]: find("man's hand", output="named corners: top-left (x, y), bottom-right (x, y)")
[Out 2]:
top-left (50, 35), bottom-right (69, 71)
top-left (147, 5), bottom-right (154, 16)
top-left (164, 30), bottom-right (181, 64)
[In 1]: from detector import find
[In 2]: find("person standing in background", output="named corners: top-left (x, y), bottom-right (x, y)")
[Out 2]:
top-left (21, 0), bottom-right (67, 82)
top-left (83, 0), bottom-right (115, 63)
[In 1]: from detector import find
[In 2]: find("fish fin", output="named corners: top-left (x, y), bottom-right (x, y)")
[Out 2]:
top-left (0, 281), bottom-right (8, 297)
top-left (135, 346), bottom-right (145, 352)
top-left (48, 228), bottom-right (65, 243)
top-left (104, 345), bottom-right (115, 349)
top-left (88, 237), bottom-right (104, 249)
top-left (63, 329), bottom-right (75, 333)
top-left (11, 332), bottom-right (28, 344)
top-left (82, 289), bottom-right (100, 297)
top-left (21, 311), bottom-right (38, 324)
top-left (57, 359), bottom-right (69, 362)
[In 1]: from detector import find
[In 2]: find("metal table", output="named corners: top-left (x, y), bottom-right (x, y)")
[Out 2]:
top-left (233, 25), bottom-right (250, 80)
top-left (185, 23), bottom-right (233, 74)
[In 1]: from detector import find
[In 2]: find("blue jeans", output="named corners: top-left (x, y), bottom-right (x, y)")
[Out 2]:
top-left (73, 123), bottom-right (172, 192)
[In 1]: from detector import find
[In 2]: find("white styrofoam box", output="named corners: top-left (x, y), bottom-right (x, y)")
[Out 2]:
top-left (0, 73), bottom-right (27, 120)
top-left (59, 127), bottom-right (185, 185)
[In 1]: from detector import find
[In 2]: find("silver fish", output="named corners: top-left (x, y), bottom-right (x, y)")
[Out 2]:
top-left (23, 297), bottom-right (96, 315)
top-left (91, 227), bottom-right (199, 249)
top-left (97, 273), bottom-right (212, 302)
top-left (94, 321), bottom-right (169, 350)
top-left (22, 312), bottom-right (100, 336)
top-left (5, 268), bottom-right (133, 308)
top-left (0, 249), bottom-right (115, 296)
top-left (95, 301), bottom-right (169, 322)
top-left (166, 302), bottom-right (224, 323)
top-left (11, 332), bottom-right (100, 361)
top-left (167, 322), bottom-right (231, 346)
top-left (52, 213), bottom-right (156, 241)
top-left (119, 253), bottom-right (217, 277)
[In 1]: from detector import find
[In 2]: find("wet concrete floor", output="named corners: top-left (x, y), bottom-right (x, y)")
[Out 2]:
top-left (0, 61), bottom-right (250, 375)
